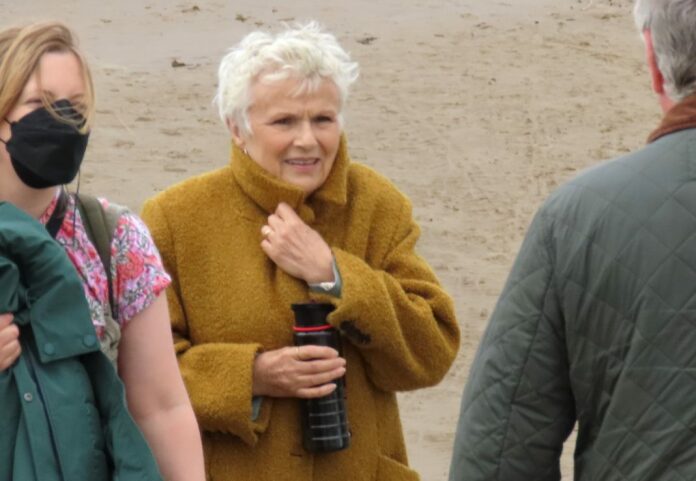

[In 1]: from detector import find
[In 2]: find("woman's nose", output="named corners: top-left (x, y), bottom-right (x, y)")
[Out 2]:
top-left (294, 120), bottom-right (318, 148)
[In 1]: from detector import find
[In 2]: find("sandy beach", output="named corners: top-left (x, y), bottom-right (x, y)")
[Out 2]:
top-left (8, 0), bottom-right (661, 479)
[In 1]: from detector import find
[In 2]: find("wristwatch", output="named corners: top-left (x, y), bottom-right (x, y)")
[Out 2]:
top-left (307, 258), bottom-right (342, 297)
top-left (308, 280), bottom-right (337, 292)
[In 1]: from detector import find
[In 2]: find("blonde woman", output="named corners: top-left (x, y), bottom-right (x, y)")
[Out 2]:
top-left (0, 22), bottom-right (205, 481)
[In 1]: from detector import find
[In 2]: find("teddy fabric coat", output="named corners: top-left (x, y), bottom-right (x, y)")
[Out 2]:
top-left (0, 202), bottom-right (162, 481)
top-left (449, 95), bottom-right (696, 481)
top-left (141, 136), bottom-right (460, 481)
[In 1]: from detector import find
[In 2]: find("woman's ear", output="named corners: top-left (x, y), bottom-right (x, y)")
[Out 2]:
top-left (226, 118), bottom-right (245, 149)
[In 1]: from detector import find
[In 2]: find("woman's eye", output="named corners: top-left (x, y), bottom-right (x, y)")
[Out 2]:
top-left (273, 117), bottom-right (293, 126)
top-left (315, 115), bottom-right (334, 123)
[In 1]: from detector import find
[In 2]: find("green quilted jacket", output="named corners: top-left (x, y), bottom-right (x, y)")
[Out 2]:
top-left (0, 202), bottom-right (162, 481)
top-left (450, 127), bottom-right (696, 480)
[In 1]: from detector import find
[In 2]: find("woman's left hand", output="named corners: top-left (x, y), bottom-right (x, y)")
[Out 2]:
top-left (261, 202), bottom-right (334, 283)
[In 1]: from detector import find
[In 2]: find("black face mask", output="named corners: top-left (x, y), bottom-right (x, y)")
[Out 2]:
top-left (1, 99), bottom-right (89, 189)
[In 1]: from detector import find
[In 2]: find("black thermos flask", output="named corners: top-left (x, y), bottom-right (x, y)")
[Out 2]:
top-left (291, 302), bottom-right (351, 453)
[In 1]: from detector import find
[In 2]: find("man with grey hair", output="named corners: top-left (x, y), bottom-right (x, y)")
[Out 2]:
top-left (449, 1), bottom-right (696, 479)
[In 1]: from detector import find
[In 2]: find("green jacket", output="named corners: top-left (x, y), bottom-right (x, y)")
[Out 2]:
top-left (0, 202), bottom-right (162, 481)
top-left (450, 127), bottom-right (696, 480)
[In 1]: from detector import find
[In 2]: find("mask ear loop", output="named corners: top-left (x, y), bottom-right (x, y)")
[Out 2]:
top-left (70, 168), bottom-right (82, 248)
top-left (0, 118), bottom-right (10, 144)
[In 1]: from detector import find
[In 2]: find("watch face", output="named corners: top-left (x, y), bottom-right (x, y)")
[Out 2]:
top-left (309, 281), bottom-right (336, 292)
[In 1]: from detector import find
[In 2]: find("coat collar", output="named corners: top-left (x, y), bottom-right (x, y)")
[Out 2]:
top-left (229, 134), bottom-right (350, 224)
top-left (648, 93), bottom-right (696, 143)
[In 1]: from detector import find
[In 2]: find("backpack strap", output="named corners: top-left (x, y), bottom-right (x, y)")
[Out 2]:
top-left (75, 194), bottom-right (124, 319)
top-left (75, 193), bottom-right (128, 368)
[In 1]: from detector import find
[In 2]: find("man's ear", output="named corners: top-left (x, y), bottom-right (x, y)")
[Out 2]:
top-left (644, 29), bottom-right (665, 94)
top-left (226, 118), bottom-right (245, 148)
top-left (644, 29), bottom-right (676, 112)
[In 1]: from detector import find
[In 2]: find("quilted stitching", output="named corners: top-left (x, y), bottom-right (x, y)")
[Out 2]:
top-left (450, 131), bottom-right (696, 480)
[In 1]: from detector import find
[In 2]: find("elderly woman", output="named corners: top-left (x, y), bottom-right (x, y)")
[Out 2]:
top-left (141, 22), bottom-right (460, 481)
top-left (0, 22), bottom-right (205, 480)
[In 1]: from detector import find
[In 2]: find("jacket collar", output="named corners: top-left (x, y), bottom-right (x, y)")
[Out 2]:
top-left (648, 94), bottom-right (696, 143)
top-left (229, 134), bottom-right (350, 223)
top-left (0, 202), bottom-right (98, 364)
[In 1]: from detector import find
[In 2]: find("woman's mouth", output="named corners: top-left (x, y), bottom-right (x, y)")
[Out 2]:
top-left (285, 158), bottom-right (320, 166)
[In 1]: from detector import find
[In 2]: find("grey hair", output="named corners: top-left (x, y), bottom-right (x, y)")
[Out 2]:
top-left (633, 0), bottom-right (696, 100)
top-left (214, 21), bottom-right (359, 135)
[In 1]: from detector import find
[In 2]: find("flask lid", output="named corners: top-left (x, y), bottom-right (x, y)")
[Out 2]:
top-left (291, 302), bottom-right (335, 328)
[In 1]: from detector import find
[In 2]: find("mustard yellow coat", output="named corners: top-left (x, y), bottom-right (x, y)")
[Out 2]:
top-left (141, 138), bottom-right (460, 481)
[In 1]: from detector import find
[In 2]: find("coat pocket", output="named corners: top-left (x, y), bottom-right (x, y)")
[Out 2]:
top-left (375, 454), bottom-right (420, 481)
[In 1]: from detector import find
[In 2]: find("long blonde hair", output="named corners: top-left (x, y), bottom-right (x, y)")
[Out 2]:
top-left (0, 22), bottom-right (94, 132)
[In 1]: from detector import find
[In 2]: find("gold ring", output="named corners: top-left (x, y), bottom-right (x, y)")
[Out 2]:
top-left (261, 225), bottom-right (272, 238)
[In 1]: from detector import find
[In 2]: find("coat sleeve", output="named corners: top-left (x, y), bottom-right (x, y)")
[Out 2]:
top-left (314, 196), bottom-right (460, 392)
top-left (141, 199), bottom-right (272, 446)
top-left (449, 209), bottom-right (575, 481)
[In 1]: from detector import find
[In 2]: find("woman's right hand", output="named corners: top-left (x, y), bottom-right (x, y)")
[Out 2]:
top-left (252, 345), bottom-right (346, 399)
top-left (0, 313), bottom-right (20, 372)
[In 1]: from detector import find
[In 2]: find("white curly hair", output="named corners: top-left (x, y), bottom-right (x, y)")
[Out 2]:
top-left (214, 21), bottom-right (360, 135)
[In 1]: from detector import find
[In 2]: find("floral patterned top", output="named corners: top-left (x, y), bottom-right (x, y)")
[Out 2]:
top-left (39, 190), bottom-right (170, 340)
